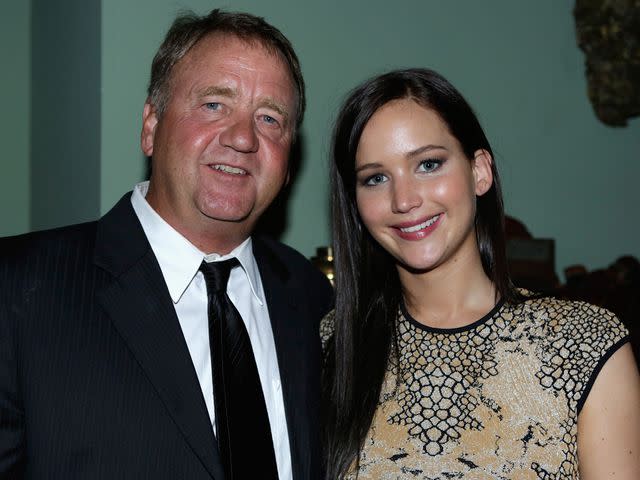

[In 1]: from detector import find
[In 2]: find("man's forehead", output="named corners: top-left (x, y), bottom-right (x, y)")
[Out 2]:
top-left (191, 32), bottom-right (285, 68)
top-left (174, 34), bottom-right (292, 87)
top-left (163, 31), bottom-right (299, 128)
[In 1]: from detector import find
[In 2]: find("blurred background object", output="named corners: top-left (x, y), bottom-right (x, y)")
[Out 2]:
top-left (574, 0), bottom-right (640, 126)
top-left (311, 247), bottom-right (335, 287)
top-left (505, 215), bottom-right (559, 293)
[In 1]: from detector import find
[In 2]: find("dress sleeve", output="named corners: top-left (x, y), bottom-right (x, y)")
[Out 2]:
top-left (319, 309), bottom-right (335, 357)
top-left (542, 300), bottom-right (630, 414)
top-left (575, 304), bottom-right (629, 413)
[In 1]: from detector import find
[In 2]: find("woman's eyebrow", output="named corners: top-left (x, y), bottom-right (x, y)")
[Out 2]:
top-left (406, 144), bottom-right (447, 159)
top-left (355, 162), bottom-right (382, 173)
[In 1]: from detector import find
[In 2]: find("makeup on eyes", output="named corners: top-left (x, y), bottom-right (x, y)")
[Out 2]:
top-left (417, 157), bottom-right (445, 173)
top-left (356, 155), bottom-right (447, 188)
top-left (361, 172), bottom-right (387, 187)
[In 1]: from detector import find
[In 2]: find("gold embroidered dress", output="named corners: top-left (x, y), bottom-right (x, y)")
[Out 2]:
top-left (324, 295), bottom-right (628, 479)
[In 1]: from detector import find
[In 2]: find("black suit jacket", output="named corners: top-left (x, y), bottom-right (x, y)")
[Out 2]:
top-left (0, 194), bottom-right (333, 480)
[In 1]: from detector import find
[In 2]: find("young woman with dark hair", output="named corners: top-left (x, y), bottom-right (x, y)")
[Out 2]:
top-left (322, 68), bottom-right (639, 479)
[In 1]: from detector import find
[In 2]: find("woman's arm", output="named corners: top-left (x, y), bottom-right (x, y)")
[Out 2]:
top-left (578, 343), bottom-right (640, 479)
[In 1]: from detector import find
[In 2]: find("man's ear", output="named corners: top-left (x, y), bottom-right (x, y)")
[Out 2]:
top-left (472, 149), bottom-right (493, 196)
top-left (141, 101), bottom-right (158, 157)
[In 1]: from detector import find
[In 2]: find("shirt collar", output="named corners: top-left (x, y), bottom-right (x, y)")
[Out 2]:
top-left (130, 181), bottom-right (264, 305)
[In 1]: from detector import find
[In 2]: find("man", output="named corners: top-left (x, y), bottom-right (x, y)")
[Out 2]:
top-left (0, 9), bottom-right (333, 480)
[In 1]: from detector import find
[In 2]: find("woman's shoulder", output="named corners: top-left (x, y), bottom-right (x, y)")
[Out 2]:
top-left (512, 291), bottom-right (629, 352)
top-left (516, 291), bottom-right (631, 413)
top-left (516, 289), bottom-right (626, 333)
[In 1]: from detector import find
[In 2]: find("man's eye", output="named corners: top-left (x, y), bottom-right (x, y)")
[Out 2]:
top-left (261, 114), bottom-right (278, 125)
top-left (364, 173), bottom-right (387, 186)
top-left (418, 159), bottom-right (442, 173)
top-left (205, 102), bottom-right (221, 110)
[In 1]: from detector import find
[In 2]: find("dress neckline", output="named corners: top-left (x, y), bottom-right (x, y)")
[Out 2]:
top-left (400, 296), bottom-right (506, 334)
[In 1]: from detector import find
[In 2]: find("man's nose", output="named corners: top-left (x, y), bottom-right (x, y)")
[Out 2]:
top-left (391, 176), bottom-right (422, 214)
top-left (219, 112), bottom-right (259, 153)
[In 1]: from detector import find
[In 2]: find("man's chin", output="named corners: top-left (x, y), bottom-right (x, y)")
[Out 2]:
top-left (199, 205), bottom-right (257, 227)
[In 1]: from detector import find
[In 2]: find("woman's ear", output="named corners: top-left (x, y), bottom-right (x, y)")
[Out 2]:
top-left (472, 149), bottom-right (494, 196)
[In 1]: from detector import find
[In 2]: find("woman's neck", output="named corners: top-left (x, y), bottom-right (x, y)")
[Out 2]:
top-left (399, 246), bottom-right (497, 329)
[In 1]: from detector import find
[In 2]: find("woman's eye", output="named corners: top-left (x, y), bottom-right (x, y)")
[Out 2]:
top-left (418, 159), bottom-right (442, 173)
top-left (364, 173), bottom-right (387, 186)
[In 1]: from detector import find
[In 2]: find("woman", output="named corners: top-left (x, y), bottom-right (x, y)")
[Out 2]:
top-left (322, 69), bottom-right (640, 479)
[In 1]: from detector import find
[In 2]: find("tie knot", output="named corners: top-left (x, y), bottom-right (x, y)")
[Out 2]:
top-left (199, 258), bottom-right (239, 293)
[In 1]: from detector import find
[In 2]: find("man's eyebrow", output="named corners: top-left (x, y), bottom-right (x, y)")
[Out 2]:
top-left (195, 87), bottom-right (289, 122)
top-left (197, 85), bottom-right (237, 98)
top-left (258, 98), bottom-right (290, 122)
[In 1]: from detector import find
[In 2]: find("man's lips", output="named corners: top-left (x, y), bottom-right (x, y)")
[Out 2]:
top-left (206, 164), bottom-right (248, 175)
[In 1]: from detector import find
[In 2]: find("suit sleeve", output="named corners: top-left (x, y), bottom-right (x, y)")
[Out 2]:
top-left (0, 268), bottom-right (26, 479)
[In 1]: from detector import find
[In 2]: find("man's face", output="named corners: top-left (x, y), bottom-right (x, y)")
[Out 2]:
top-left (141, 34), bottom-right (296, 253)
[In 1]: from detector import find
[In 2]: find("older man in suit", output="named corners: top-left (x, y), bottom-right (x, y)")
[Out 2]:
top-left (0, 9), bottom-right (332, 480)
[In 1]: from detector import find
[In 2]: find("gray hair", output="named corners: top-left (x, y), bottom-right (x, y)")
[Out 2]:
top-left (147, 9), bottom-right (306, 131)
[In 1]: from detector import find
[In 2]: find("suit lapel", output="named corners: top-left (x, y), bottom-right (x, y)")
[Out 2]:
top-left (253, 239), bottom-right (314, 480)
top-left (93, 194), bottom-right (224, 480)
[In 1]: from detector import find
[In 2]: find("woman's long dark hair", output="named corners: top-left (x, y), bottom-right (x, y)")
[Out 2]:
top-left (323, 68), bottom-right (523, 478)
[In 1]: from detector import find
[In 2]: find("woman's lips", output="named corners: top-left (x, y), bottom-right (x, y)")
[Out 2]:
top-left (393, 213), bottom-right (442, 240)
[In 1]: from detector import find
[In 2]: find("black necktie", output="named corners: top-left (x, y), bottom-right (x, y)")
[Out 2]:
top-left (199, 259), bottom-right (279, 480)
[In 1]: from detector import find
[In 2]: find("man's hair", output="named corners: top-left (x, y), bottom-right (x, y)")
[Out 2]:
top-left (148, 9), bottom-right (305, 130)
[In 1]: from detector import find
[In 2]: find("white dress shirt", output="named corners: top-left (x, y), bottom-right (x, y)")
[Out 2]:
top-left (131, 182), bottom-right (292, 480)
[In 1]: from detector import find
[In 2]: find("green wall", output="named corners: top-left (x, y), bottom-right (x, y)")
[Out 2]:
top-left (31, 0), bottom-right (101, 230)
top-left (1, 1), bottom-right (30, 237)
top-left (6, 0), bottom-right (640, 277)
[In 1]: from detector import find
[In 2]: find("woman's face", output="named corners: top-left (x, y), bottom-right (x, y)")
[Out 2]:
top-left (354, 98), bottom-right (492, 273)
